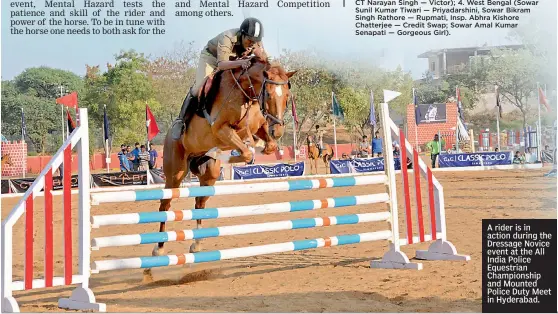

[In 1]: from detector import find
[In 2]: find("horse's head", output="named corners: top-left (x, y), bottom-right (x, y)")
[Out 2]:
top-left (235, 56), bottom-right (296, 140)
top-left (260, 63), bottom-right (296, 139)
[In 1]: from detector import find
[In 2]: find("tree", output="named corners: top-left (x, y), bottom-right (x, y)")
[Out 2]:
top-left (1, 67), bottom-right (84, 154)
top-left (82, 50), bottom-right (161, 147)
top-left (146, 41), bottom-right (198, 132)
top-left (476, 49), bottom-right (539, 128)
top-left (277, 49), bottom-right (335, 148)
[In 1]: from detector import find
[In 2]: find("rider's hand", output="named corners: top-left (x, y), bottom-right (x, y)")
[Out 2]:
top-left (241, 59), bottom-right (251, 70)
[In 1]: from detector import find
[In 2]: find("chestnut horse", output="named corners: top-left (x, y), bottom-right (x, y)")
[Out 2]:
top-left (306, 135), bottom-right (333, 175)
top-left (143, 56), bottom-right (296, 282)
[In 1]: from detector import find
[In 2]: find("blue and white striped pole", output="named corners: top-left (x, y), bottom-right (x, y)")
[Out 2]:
top-left (92, 230), bottom-right (393, 272)
top-left (91, 212), bottom-right (391, 249)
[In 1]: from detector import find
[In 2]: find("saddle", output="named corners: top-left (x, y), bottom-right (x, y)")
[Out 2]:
top-left (194, 70), bottom-right (221, 119)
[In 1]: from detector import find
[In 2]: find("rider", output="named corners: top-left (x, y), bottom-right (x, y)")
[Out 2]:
top-left (171, 17), bottom-right (271, 140)
top-left (315, 125), bottom-right (325, 157)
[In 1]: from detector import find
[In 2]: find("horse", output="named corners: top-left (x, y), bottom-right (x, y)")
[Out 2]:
top-left (143, 54), bottom-right (296, 282)
top-left (306, 135), bottom-right (333, 175)
top-left (1, 153), bottom-right (13, 167)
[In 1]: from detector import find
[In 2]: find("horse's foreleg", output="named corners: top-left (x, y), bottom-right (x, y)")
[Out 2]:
top-left (254, 122), bottom-right (278, 155)
top-left (212, 125), bottom-right (255, 164)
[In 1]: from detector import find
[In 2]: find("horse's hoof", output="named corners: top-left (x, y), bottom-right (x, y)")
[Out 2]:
top-left (142, 269), bottom-right (154, 283)
top-left (152, 246), bottom-right (164, 257)
top-left (189, 242), bottom-right (202, 253)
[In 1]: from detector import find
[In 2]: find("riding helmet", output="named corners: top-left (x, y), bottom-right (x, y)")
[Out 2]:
top-left (240, 17), bottom-right (264, 41)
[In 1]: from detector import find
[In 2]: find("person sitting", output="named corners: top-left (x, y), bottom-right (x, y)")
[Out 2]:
top-left (513, 151), bottom-right (525, 164)
top-left (170, 17), bottom-right (271, 140)
top-left (359, 135), bottom-right (371, 157)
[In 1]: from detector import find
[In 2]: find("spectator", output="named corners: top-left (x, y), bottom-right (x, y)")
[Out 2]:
top-left (494, 147), bottom-right (499, 152)
top-left (525, 148), bottom-right (537, 164)
top-left (541, 145), bottom-right (553, 163)
top-left (138, 145), bottom-right (150, 171)
top-left (126, 146), bottom-right (135, 171)
top-left (132, 142), bottom-right (141, 171)
top-left (118, 144), bottom-right (130, 172)
top-left (393, 143), bottom-right (401, 157)
top-left (513, 151), bottom-right (525, 164)
top-left (315, 125), bottom-right (325, 157)
top-left (230, 149), bottom-right (241, 157)
top-left (149, 147), bottom-right (158, 169)
top-left (359, 135), bottom-right (371, 157)
top-left (371, 131), bottom-right (382, 157)
top-left (425, 134), bottom-right (445, 168)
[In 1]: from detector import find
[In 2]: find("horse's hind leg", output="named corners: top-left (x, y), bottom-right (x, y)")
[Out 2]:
top-left (143, 136), bottom-right (188, 282)
top-left (189, 157), bottom-right (221, 253)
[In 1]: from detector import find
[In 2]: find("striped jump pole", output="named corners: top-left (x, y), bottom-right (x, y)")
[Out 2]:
top-left (92, 212), bottom-right (391, 249)
top-left (90, 175), bottom-right (387, 205)
top-left (91, 193), bottom-right (389, 227)
top-left (92, 231), bottom-right (393, 272)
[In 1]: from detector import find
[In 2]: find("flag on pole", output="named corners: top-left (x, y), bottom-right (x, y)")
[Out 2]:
top-left (369, 90), bottom-right (376, 126)
top-left (413, 88), bottom-right (421, 125)
top-left (539, 87), bottom-right (551, 112)
top-left (291, 95), bottom-right (299, 127)
top-left (66, 108), bottom-right (76, 134)
top-left (495, 85), bottom-right (503, 118)
top-left (21, 108), bottom-right (27, 139)
top-left (456, 87), bottom-right (467, 131)
top-left (103, 105), bottom-right (110, 143)
top-left (332, 92), bottom-right (344, 120)
top-left (146, 104), bottom-right (160, 141)
top-left (56, 91), bottom-right (78, 108)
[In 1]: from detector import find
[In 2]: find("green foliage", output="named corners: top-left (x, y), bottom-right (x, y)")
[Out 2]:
top-left (474, 48), bottom-right (539, 127)
top-left (81, 50), bottom-right (161, 148)
top-left (1, 68), bottom-right (83, 154)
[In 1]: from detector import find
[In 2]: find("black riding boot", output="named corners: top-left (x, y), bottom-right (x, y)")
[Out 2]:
top-left (171, 91), bottom-right (195, 141)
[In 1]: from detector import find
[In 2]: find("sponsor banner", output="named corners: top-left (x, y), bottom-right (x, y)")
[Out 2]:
top-left (418, 103), bottom-right (447, 124)
top-left (150, 168), bottom-right (224, 184)
top-left (233, 162), bottom-right (305, 180)
top-left (9, 175), bottom-right (79, 193)
top-left (91, 171), bottom-right (148, 187)
top-left (438, 151), bottom-right (513, 168)
top-left (330, 157), bottom-right (401, 174)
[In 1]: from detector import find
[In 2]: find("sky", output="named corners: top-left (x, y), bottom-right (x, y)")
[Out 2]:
top-left (1, 1), bottom-right (554, 81)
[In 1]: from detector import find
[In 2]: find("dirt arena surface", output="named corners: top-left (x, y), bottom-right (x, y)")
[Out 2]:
top-left (3, 166), bottom-right (556, 312)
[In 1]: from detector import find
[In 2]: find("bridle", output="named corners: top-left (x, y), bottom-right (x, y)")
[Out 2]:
top-left (230, 61), bottom-right (291, 128)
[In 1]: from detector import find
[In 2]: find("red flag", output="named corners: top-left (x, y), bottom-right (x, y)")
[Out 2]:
top-left (539, 87), bottom-right (551, 112)
top-left (66, 108), bottom-right (76, 133)
top-left (56, 92), bottom-right (78, 108)
top-left (146, 104), bottom-right (160, 141)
